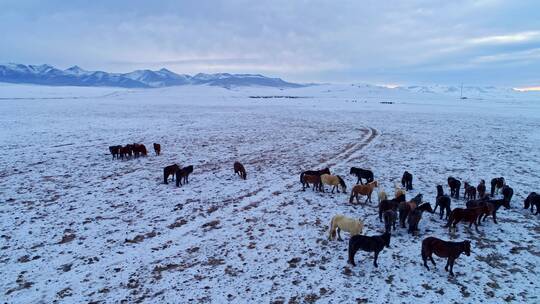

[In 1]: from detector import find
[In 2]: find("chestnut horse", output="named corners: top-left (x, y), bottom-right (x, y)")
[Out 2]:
top-left (466, 199), bottom-right (510, 224)
top-left (421, 237), bottom-right (471, 276)
top-left (176, 165), bottom-right (193, 187)
top-left (163, 164), bottom-right (180, 184)
top-left (132, 143), bottom-right (148, 158)
top-left (234, 161), bottom-right (247, 180)
top-left (524, 192), bottom-right (540, 214)
top-left (349, 167), bottom-right (374, 185)
top-left (490, 177), bottom-right (505, 197)
top-left (153, 143), bottom-right (161, 156)
top-left (349, 181), bottom-right (378, 204)
top-left (348, 232), bottom-right (391, 268)
top-left (302, 174), bottom-right (322, 192)
top-left (446, 206), bottom-right (489, 232)
top-left (320, 174), bottom-right (347, 193)
top-left (300, 168), bottom-right (330, 190)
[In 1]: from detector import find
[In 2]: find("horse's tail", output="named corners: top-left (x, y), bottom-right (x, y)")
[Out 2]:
top-left (444, 210), bottom-right (454, 227)
top-left (349, 190), bottom-right (355, 204)
top-left (300, 172), bottom-right (305, 184)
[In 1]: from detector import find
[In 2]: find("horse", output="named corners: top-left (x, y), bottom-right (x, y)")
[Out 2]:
top-left (348, 232), bottom-right (391, 268)
top-left (378, 195), bottom-right (404, 222)
top-left (132, 143), bottom-right (148, 158)
top-left (446, 206), bottom-right (489, 232)
top-left (502, 185), bottom-right (513, 203)
top-left (153, 143), bottom-right (161, 156)
top-left (421, 237), bottom-right (471, 276)
top-left (464, 182), bottom-right (477, 200)
top-left (477, 180), bottom-right (486, 199)
top-left (349, 167), bottom-right (374, 185)
top-left (447, 177), bottom-right (461, 199)
top-left (407, 203), bottom-right (434, 234)
top-left (383, 210), bottom-right (397, 233)
top-left (349, 181), bottom-right (378, 204)
top-left (176, 165), bottom-right (193, 187)
top-left (378, 188), bottom-right (388, 204)
top-left (467, 199), bottom-right (510, 224)
top-left (410, 193), bottom-right (423, 205)
top-left (320, 174), bottom-right (347, 194)
top-left (524, 192), bottom-right (540, 214)
top-left (300, 168), bottom-right (330, 189)
top-left (394, 184), bottom-right (406, 200)
top-left (490, 177), bottom-right (505, 197)
top-left (398, 199), bottom-right (419, 228)
top-left (234, 161), bottom-right (247, 180)
top-left (401, 171), bottom-right (413, 191)
top-left (436, 185), bottom-right (444, 198)
top-left (109, 145), bottom-right (121, 159)
top-left (328, 215), bottom-right (364, 241)
top-left (434, 195), bottom-right (451, 220)
top-left (163, 164), bottom-right (180, 184)
top-left (302, 174), bottom-right (322, 192)
top-left (120, 145), bottom-right (132, 160)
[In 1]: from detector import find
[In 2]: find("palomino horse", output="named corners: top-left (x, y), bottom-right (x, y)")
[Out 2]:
top-left (348, 232), bottom-right (391, 268)
top-left (302, 174), bottom-right (322, 192)
top-left (421, 237), bottom-right (471, 276)
top-left (328, 215), bottom-right (364, 241)
top-left (320, 174), bottom-right (347, 193)
top-left (234, 161), bottom-right (247, 180)
top-left (524, 192), bottom-right (540, 214)
top-left (490, 177), bottom-right (505, 197)
top-left (349, 167), bottom-right (374, 185)
top-left (349, 181), bottom-right (378, 204)
top-left (153, 143), bottom-right (161, 156)
top-left (401, 171), bottom-right (413, 190)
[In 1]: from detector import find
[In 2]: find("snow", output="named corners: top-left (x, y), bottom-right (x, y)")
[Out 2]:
top-left (0, 84), bottom-right (539, 303)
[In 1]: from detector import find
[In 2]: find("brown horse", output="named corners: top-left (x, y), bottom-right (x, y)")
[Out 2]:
top-left (132, 143), bottom-right (148, 158)
top-left (378, 194), bottom-right (405, 222)
top-left (466, 199), bottom-right (510, 224)
top-left (163, 164), bottom-right (180, 184)
top-left (300, 168), bottom-right (330, 189)
top-left (407, 203), bottom-right (434, 234)
top-left (234, 161), bottom-right (247, 180)
top-left (524, 192), bottom-right (540, 214)
top-left (464, 182), bottom-right (477, 200)
top-left (109, 145), bottom-right (122, 159)
top-left (477, 180), bottom-right (486, 199)
top-left (446, 206), bottom-right (488, 232)
top-left (120, 145), bottom-right (133, 160)
top-left (421, 237), bottom-right (471, 276)
top-left (153, 143), bottom-right (161, 156)
top-left (302, 174), bottom-right (322, 191)
top-left (176, 165), bottom-right (193, 187)
top-left (349, 181), bottom-right (378, 204)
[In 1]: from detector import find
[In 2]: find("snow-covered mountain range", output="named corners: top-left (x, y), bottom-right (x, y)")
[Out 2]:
top-left (0, 63), bottom-right (303, 88)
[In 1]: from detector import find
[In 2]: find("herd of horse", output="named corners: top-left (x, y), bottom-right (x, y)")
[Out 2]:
top-left (299, 166), bottom-right (536, 276)
top-left (108, 143), bottom-right (160, 160)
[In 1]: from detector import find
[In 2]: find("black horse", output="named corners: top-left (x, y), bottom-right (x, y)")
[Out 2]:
top-left (348, 232), bottom-right (391, 268)
top-left (349, 167), bottom-right (374, 185)
top-left (383, 210), bottom-right (397, 233)
top-left (434, 195), bottom-right (451, 220)
top-left (448, 177), bottom-right (461, 199)
top-left (401, 171), bottom-right (413, 191)
top-left (407, 202), bottom-right (434, 234)
top-left (502, 185), bottom-right (513, 203)
top-left (109, 145), bottom-right (122, 159)
top-left (524, 192), bottom-right (540, 214)
top-left (490, 177), bottom-right (505, 197)
top-left (477, 180), bottom-right (487, 199)
top-left (436, 185), bottom-right (444, 198)
top-left (300, 168), bottom-right (330, 189)
top-left (176, 165), bottom-right (194, 187)
top-left (378, 195), bottom-right (405, 222)
top-left (163, 164), bottom-right (180, 184)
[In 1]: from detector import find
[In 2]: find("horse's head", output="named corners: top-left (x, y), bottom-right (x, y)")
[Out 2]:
top-left (372, 180), bottom-right (378, 188)
top-left (462, 241), bottom-right (471, 256)
top-left (337, 176), bottom-right (347, 192)
top-left (322, 168), bottom-right (331, 175)
top-left (349, 167), bottom-right (355, 175)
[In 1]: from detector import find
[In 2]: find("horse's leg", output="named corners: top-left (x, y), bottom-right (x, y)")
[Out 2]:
top-left (355, 194), bottom-right (360, 204)
top-left (430, 255), bottom-right (436, 266)
top-left (337, 228), bottom-right (342, 241)
top-left (348, 247), bottom-right (356, 266)
top-left (422, 251), bottom-right (429, 270)
top-left (444, 258), bottom-right (449, 272)
top-left (373, 251), bottom-right (379, 268)
top-left (331, 185), bottom-right (335, 194)
top-left (449, 258), bottom-right (455, 276)
top-left (492, 211), bottom-right (497, 224)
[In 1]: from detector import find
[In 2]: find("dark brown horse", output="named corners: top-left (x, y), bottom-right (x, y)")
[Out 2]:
top-left (300, 168), bottom-right (330, 189)
top-left (502, 185), bottom-right (513, 203)
top-left (378, 194), bottom-right (405, 222)
top-left (401, 171), bottom-right (413, 191)
top-left (349, 167), bottom-right (374, 185)
top-left (398, 194), bottom-right (422, 228)
top-left (383, 210), bottom-right (397, 233)
top-left (109, 145), bottom-right (121, 159)
top-left (434, 195), bottom-right (451, 220)
top-left (407, 203), bottom-right (434, 234)
top-left (464, 182), bottom-right (477, 200)
top-left (466, 199), bottom-right (510, 224)
top-left (234, 161), bottom-right (247, 180)
top-left (176, 165), bottom-right (193, 187)
top-left (448, 177), bottom-right (461, 199)
top-left (421, 237), bottom-right (471, 276)
top-left (153, 143), bottom-right (161, 156)
top-left (132, 143), bottom-right (148, 158)
top-left (348, 232), bottom-right (391, 268)
top-left (477, 180), bottom-right (486, 199)
top-left (490, 177), bottom-right (505, 197)
top-left (302, 174), bottom-right (322, 191)
top-left (163, 164), bottom-right (180, 184)
top-left (524, 192), bottom-right (540, 214)
top-left (120, 145), bottom-right (133, 160)
top-left (446, 206), bottom-right (488, 232)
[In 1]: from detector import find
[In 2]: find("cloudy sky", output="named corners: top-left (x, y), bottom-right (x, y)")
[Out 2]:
top-left (1, 0), bottom-right (539, 86)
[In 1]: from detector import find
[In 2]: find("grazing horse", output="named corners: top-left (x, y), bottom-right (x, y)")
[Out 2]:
top-left (163, 164), bottom-right (180, 184)
top-left (153, 143), bottom-right (161, 156)
top-left (447, 177), bottom-right (461, 199)
top-left (300, 168), bottom-right (330, 189)
top-left (490, 177), bottom-right (505, 197)
top-left (328, 215), bottom-right (364, 241)
top-left (176, 165), bottom-right (193, 187)
top-left (446, 206), bottom-right (488, 232)
top-left (349, 181), bottom-right (378, 204)
top-left (234, 161), bottom-right (247, 180)
top-left (407, 203), bottom-right (434, 234)
top-left (401, 171), bottom-right (413, 191)
top-left (320, 174), bottom-right (347, 194)
top-left (349, 167), bottom-right (374, 185)
top-left (383, 210), bottom-right (397, 233)
top-left (502, 185), bottom-right (513, 203)
top-left (477, 180), bottom-right (486, 199)
top-left (464, 182), bottom-right (477, 200)
top-left (467, 199), bottom-right (510, 224)
top-left (302, 174), bottom-right (322, 191)
top-left (524, 192), bottom-right (540, 214)
top-left (378, 195), bottom-right (405, 222)
top-left (109, 145), bottom-right (121, 159)
top-left (421, 237), bottom-right (471, 276)
top-left (348, 232), bottom-right (391, 268)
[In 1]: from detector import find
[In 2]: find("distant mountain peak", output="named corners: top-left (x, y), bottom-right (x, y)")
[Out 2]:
top-left (0, 63), bottom-right (303, 89)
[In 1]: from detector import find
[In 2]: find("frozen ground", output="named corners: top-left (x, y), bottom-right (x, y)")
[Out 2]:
top-left (1, 83), bottom-right (539, 303)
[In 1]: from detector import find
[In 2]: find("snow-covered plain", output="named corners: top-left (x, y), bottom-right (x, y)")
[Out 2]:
top-left (1, 83), bottom-right (539, 303)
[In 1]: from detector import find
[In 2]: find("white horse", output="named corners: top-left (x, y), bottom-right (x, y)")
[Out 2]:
top-left (328, 214), bottom-right (364, 241)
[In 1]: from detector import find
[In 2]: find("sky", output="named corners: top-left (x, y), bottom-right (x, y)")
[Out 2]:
top-left (1, 0), bottom-right (540, 86)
